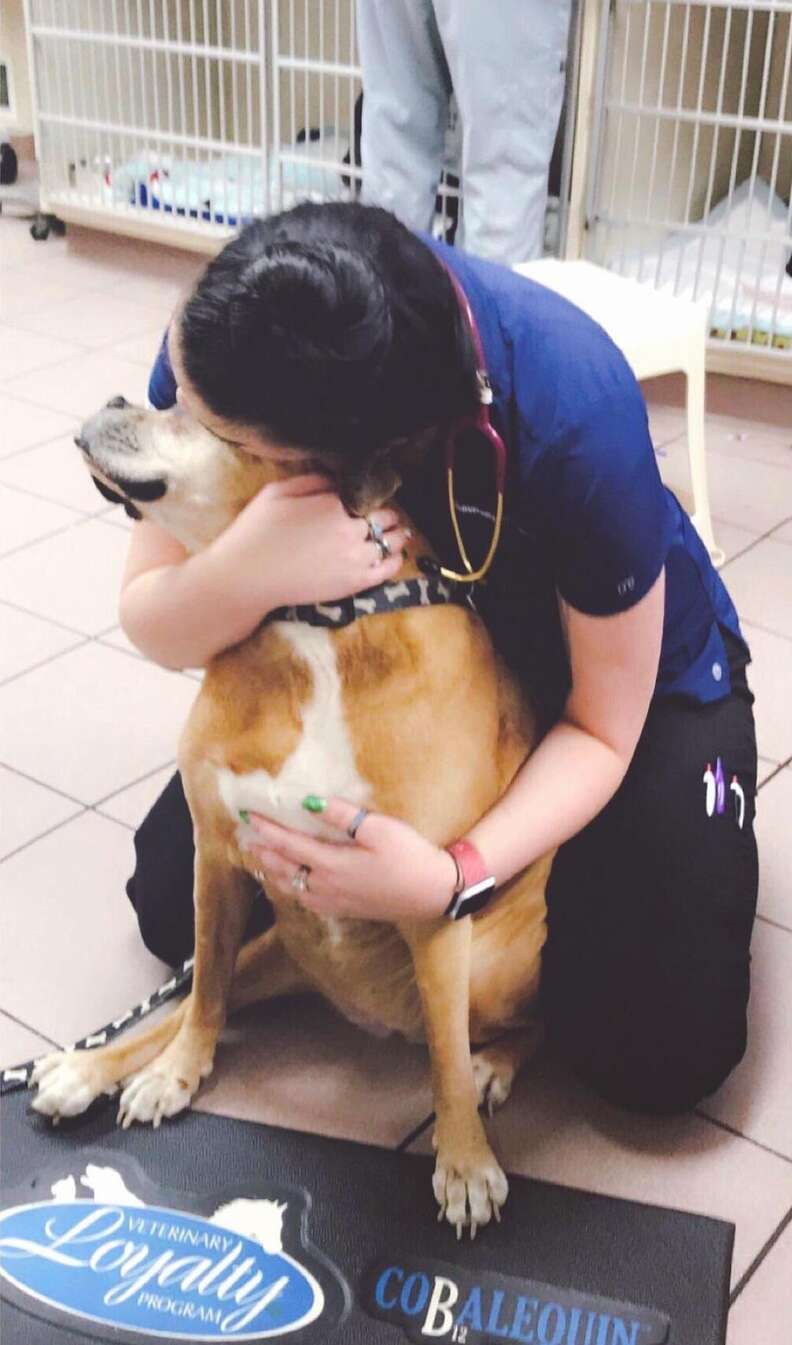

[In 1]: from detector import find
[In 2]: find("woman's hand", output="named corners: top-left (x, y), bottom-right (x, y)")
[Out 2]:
top-left (213, 474), bottom-right (410, 611)
top-left (239, 796), bottom-right (458, 922)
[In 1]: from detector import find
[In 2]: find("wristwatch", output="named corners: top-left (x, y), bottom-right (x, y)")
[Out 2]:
top-left (443, 840), bottom-right (496, 921)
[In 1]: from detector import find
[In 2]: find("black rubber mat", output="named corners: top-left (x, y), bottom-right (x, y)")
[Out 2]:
top-left (0, 1090), bottom-right (733, 1344)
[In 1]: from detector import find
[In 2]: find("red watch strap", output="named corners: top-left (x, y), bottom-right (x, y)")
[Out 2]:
top-left (446, 840), bottom-right (489, 891)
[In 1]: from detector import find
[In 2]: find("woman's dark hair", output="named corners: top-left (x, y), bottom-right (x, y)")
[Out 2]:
top-left (178, 203), bottom-right (478, 459)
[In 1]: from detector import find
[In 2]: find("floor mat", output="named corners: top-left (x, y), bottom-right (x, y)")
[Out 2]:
top-left (0, 1090), bottom-right (733, 1344)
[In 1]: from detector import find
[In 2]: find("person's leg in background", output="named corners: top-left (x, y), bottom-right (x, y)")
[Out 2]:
top-left (541, 644), bottom-right (759, 1114)
top-left (356, 0), bottom-right (451, 231)
top-left (434, 0), bottom-right (572, 263)
top-left (126, 771), bottom-right (273, 967)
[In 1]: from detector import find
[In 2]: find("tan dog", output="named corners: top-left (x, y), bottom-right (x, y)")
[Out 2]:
top-left (31, 397), bottom-right (552, 1236)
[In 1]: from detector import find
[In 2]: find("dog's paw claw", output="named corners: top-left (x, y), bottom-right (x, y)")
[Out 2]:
top-left (117, 1067), bottom-right (195, 1129)
top-left (433, 1148), bottom-right (509, 1236)
top-left (472, 1050), bottom-right (517, 1116)
top-left (29, 1051), bottom-right (105, 1121)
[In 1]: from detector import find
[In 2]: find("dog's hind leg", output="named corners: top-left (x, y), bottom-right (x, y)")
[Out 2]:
top-left (227, 925), bottom-right (314, 1010)
top-left (117, 846), bottom-right (254, 1128)
top-left (403, 919), bottom-right (509, 1239)
top-left (471, 1024), bottom-right (544, 1117)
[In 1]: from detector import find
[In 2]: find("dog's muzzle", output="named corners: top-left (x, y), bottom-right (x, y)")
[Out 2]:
top-left (75, 396), bottom-right (167, 519)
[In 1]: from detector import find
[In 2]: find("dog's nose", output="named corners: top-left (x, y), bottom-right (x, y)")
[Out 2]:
top-left (105, 395), bottom-right (129, 410)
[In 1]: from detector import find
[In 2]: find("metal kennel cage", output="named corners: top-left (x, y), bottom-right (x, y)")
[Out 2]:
top-left (584, 0), bottom-right (792, 380)
top-left (23, 0), bottom-right (271, 248)
top-left (22, 0), bottom-right (582, 255)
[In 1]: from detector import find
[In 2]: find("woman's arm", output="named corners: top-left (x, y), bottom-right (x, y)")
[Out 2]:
top-left (119, 477), bottom-right (407, 671)
top-left (238, 571), bottom-right (666, 922)
top-left (464, 569), bottom-right (666, 881)
top-left (119, 520), bottom-right (261, 670)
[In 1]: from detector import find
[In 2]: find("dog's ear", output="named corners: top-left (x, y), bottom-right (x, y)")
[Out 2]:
top-left (336, 428), bottom-right (442, 516)
top-left (337, 450), bottom-right (402, 517)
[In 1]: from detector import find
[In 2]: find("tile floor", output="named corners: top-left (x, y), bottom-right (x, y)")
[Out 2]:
top-left (1, 211), bottom-right (791, 1340)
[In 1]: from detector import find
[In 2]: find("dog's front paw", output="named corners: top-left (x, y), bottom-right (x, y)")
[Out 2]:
top-left (432, 1130), bottom-right (509, 1238)
top-left (30, 1051), bottom-right (117, 1122)
top-left (117, 1042), bottom-right (213, 1129)
top-left (117, 1069), bottom-right (193, 1129)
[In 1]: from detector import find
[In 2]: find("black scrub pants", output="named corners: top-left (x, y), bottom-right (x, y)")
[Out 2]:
top-left (126, 634), bottom-right (758, 1117)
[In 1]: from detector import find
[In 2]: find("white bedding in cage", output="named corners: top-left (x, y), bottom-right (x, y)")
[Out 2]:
top-left (621, 179), bottom-right (792, 345)
top-left (98, 131), bottom-right (352, 225)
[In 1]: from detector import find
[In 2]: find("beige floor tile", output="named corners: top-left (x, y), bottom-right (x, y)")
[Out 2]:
top-left (0, 601), bottom-right (83, 683)
top-left (0, 810), bottom-right (168, 1044)
top-left (0, 267), bottom-right (96, 323)
top-left (101, 507), bottom-right (134, 531)
top-left (0, 516), bottom-right (128, 634)
top-left (0, 640), bottom-right (196, 802)
top-left (644, 402), bottom-right (686, 449)
top-left (773, 520), bottom-right (792, 544)
top-left (0, 1013), bottom-right (57, 1071)
top-left (702, 417), bottom-right (792, 473)
top-left (196, 995), bottom-right (434, 1150)
top-left (0, 325), bottom-right (88, 381)
top-left (723, 541), bottom-right (792, 640)
top-left (97, 624), bottom-right (145, 658)
top-left (700, 920), bottom-right (792, 1161)
top-left (742, 622), bottom-right (792, 763)
top-left (756, 768), bottom-right (792, 931)
top-left (106, 325), bottom-right (167, 370)
top-left (727, 1218), bottom-right (792, 1345)
top-left (0, 434), bottom-right (111, 514)
top-left (27, 233), bottom-right (203, 306)
top-left (14, 291), bottom-right (174, 351)
top-left (0, 217), bottom-right (70, 269)
top-left (0, 394), bottom-right (77, 457)
top-left (409, 1051), bottom-right (792, 1287)
top-left (97, 763), bottom-right (177, 829)
top-left (0, 483), bottom-right (82, 555)
top-left (702, 519), bottom-right (758, 564)
top-left (758, 757), bottom-right (781, 786)
top-left (4, 350), bottom-right (149, 420)
top-left (0, 764), bottom-right (82, 859)
top-left (658, 438), bottom-right (792, 533)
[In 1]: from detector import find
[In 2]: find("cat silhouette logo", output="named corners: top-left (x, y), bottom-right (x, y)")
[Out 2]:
top-left (0, 1151), bottom-right (349, 1342)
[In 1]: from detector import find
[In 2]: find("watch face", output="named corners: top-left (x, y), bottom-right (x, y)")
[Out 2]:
top-left (454, 877), bottom-right (496, 920)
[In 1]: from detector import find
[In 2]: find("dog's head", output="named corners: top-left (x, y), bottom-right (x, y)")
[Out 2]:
top-left (76, 396), bottom-right (407, 553)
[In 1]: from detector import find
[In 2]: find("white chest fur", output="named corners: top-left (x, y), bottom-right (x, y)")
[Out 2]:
top-left (215, 623), bottom-right (371, 839)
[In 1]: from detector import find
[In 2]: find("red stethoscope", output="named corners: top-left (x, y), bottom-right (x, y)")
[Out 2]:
top-left (439, 267), bottom-right (507, 585)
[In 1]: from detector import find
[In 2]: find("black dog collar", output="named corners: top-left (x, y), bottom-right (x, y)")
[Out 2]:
top-left (265, 573), bottom-right (476, 630)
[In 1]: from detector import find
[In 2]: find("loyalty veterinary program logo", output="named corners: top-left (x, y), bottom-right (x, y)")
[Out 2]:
top-left (0, 1153), bottom-right (348, 1342)
top-left (363, 1257), bottom-right (670, 1345)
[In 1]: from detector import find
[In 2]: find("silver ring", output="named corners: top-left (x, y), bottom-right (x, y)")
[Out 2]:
top-left (347, 808), bottom-right (369, 841)
top-left (290, 864), bottom-right (311, 894)
top-left (365, 516), bottom-right (385, 544)
top-left (365, 516), bottom-right (391, 561)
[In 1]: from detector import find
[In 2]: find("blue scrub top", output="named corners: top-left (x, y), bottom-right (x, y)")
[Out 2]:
top-left (147, 235), bottom-right (747, 725)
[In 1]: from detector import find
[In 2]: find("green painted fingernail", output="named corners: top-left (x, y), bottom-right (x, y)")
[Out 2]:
top-left (239, 809), bottom-right (250, 823)
top-left (302, 795), bottom-right (326, 813)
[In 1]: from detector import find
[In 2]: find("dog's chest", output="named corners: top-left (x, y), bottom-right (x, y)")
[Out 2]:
top-left (214, 623), bottom-right (371, 835)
